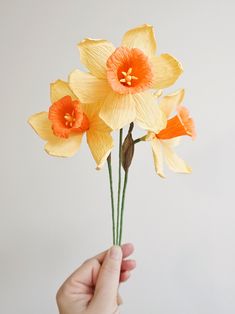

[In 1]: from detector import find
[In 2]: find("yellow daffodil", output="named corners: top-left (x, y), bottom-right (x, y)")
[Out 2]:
top-left (146, 89), bottom-right (196, 178)
top-left (28, 80), bottom-right (113, 169)
top-left (69, 24), bottom-right (183, 132)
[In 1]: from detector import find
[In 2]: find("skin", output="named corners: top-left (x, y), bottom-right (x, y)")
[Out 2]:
top-left (56, 243), bottom-right (136, 314)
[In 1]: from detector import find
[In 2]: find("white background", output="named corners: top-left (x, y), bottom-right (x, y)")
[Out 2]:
top-left (1, 0), bottom-right (235, 313)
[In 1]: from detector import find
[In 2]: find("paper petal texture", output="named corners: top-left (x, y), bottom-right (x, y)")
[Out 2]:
top-left (50, 80), bottom-right (77, 104)
top-left (122, 24), bottom-right (157, 57)
top-left (162, 141), bottom-right (192, 174)
top-left (78, 39), bottom-right (115, 78)
top-left (28, 112), bottom-right (83, 157)
top-left (87, 122), bottom-right (113, 169)
top-left (159, 89), bottom-right (185, 118)
top-left (134, 92), bottom-right (167, 133)
top-left (99, 92), bottom-right (136, 130)
top-left (69, 69), bottom-right (110, 104)
top-left (151, 139), bottom-right (165, 178)
top-left (151, 54), bottom-right (183, 89)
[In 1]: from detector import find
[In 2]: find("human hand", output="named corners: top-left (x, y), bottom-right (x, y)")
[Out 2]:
top-left (56, 243), bottom-right (136, 314)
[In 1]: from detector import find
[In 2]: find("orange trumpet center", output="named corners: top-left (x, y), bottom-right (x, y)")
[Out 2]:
top-left (106, 47), bottom-right (153, 94)
top-left (48, 95), bottom-right (89, 138)
top-left (156, 107), bottom-right (196, 140)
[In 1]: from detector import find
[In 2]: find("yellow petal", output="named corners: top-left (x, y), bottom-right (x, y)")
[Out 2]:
top-left (45, 133), bottom-right (83, 157)
top-left (159, 89), bottom-right (185, 118)
top-left (78, 38), bottom-right (115, 79)
top-left (82, 102), bottom-right (102, 121)
top-left (50, 80), bottom-right (77, 104)
top-left (99, 92), bottom-right (136, 130)
top-left (122, 24), bottom-right (157, 57)
top-left (161, 141), bottom-right (192, 173)
top-left (163, 137), bottom-right (181, 147)
top-left (69, 69), bottom-right (110, 104)
top-left (134, 92), bottom-right (167, 133)
top-left (87, 116), bottom-right (114, 169)
top-left (151, 139), bottom-right (165, 178)
top-left (28, 112), bottom-right (54, 141)
top-left (28, 112), bottom-right (83, 157)
top-left (151, 54), bottom-right (183, 89)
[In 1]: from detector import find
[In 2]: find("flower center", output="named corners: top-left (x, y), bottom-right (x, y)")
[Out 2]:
top-left (64, 111), bottom-right (76, 128)
top-left (119, 67), bottom-right (138, 86)
top-left (107, 47), bottom-right (153, 94)
top-left (48, 95), bottom-right (89, 138)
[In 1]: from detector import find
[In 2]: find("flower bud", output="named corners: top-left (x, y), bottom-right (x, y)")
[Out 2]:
top-left (122, 132), bottom-right (135, 172)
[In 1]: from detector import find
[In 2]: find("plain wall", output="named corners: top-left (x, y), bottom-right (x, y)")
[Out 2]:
top-left (0, 0), bottom-right (235, 313)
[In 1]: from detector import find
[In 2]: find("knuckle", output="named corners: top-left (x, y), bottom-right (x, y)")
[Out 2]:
top-left (56, 287), bottom-right (63, 304)
top-left (82, 257), bottom-right (91, 265)
top-left (56, 282), bottom-right (70, 304)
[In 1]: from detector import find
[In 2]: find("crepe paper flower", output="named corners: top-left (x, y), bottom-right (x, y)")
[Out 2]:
top-left (69, 24), bottom-right (182, 131)
top-left (28, 80), bottom-right (113, 169)
top-left (146, 89), bottom-right (196, 178)
top-left (28, 24), bottom-right (196, 270)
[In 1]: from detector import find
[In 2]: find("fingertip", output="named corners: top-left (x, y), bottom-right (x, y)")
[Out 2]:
top-left (109, 245), bottom-right (123, 261)
top-left (121, 259), bottom-right (136, 271)
top-left (121, 243), bottom-right (135, 257)
top-left (122, 243), bottom-right (134, 251)
top-left (128, 259), bottom-right (136, 268)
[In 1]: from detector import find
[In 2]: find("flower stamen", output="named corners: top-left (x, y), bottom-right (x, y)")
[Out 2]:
top-left (48, 96), bottom-right (90, 138)
top-left (119, 67), bottom-right (138, 86)
top-left (64, 110), bottom-right (76, 127)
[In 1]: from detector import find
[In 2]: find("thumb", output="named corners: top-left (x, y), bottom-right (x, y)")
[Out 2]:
top-left (93, 246), bottom-right (122, 306)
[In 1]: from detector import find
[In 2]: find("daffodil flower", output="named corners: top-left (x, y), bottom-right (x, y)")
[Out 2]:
top-left (28, 80), bottom-right (113, 169)
top-left (147, 89), bottom-right (196, 178)
top-left (69, 24), bottom-right (183, 132)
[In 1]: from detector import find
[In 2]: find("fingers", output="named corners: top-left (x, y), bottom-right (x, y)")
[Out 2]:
top-left (121, 259), bottom-right (136, 272)
top-left (120, 259), bottom-right (136, 283)
top-left (93, 243), bottom-right (135, 285)
top-left (92, 244), bottom-right (135, 285)
top-left (58, 243), bottom-right (135, 298)
top-left (94, 243), bottom-right (134, 264)
top-left (60, 257), bottom-right (101, 294)
top-left (68, 243), bottom-right (135, 289)
top-left (120, 271), bottom-right (131, 282)
top-left (120, 243), bottom-right (135, 259)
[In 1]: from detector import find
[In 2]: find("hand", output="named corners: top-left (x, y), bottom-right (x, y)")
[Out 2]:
top-left (56, 243), bottom-right (136, 314)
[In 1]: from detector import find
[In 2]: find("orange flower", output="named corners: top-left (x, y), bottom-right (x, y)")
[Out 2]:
top-left (147, 89), bottom-right (196, 177)
top-left (157, 106), bottom-right (196, 140)
top-left (48, 96), bottom-right (89, 138)
top-left (106, 47), bottom-right (153, 94)
top-left (69, 24), bottom-right (182, 131)
top-left (28, 80), bottom-right (113, 168)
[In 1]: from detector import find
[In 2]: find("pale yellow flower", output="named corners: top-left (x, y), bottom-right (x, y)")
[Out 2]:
top-left (28, 80), bottom-right (113, 168)
top-left (69, 24), bottom-right (183, 131)
top-left (147, 89), bottom-right (196, 177)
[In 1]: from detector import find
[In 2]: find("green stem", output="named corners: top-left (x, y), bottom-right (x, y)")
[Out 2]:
top-left (107, 154), bottom-right (115, 245)
top-left (133, 135), bottom-right (146, 144)
top-left (118, 170), bottom-right (129, 245)
top-left (116, 129), bottom-right (123, 245)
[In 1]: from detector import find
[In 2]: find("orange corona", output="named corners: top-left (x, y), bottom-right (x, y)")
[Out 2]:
top-left (107, 47), bottom-right (153, 94)
top-left (157, 106), bottom-right (196, 140)
top-left (48, 96), bottom-right (89, 138)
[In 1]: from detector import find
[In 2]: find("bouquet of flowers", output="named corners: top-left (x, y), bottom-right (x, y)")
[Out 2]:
top-left (28, 24), bottom-right (196, 245)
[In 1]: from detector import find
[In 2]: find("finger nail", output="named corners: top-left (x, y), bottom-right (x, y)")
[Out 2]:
top-left (110, 246), bottom-right (122, 260)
